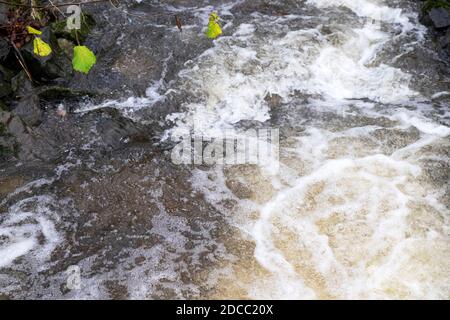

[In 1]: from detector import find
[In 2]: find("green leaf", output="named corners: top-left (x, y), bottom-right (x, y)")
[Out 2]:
top-left (72, 45), bottom-right (96, 74)
top-left (205, 13), bottom-right (222, 39)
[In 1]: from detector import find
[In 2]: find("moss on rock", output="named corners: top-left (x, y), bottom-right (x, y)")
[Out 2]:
top-left (423, 0), bottom-right (450, 13)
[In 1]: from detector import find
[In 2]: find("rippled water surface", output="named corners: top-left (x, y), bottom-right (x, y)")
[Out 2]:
top-left (0, 0), bottom-right (449, 299)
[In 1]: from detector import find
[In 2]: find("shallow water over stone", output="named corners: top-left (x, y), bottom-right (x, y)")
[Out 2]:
top-left (0, 0), bottom-right (449, 299)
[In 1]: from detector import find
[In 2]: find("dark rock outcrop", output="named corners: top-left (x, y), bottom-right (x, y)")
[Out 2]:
top-left (12, 94), bottom-right (43, 127)
top-left (419, 0), bottom-right (450, 62)
top-left (430, 7), bottom-right (450, 28)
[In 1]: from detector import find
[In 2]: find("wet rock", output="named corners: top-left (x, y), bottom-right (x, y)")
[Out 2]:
top-left (0, 78), bottom-right (11, 98)
top-left (440, 29), bottom-right (450, 47)
top-left (104, 281), bottom-right (129, 300)
top-left (264, 93), bottom-right (283, 109)
top-left (0, 2), bottom-right (7, 21)
top-left (12, 94), bottom-right (43, 127)
top-left (65, 2), bottom-right (213, 98)
top-left (0, 138), bottom-right (12, 159)
top-left (21, 27), bottom-right (73, 81)
top-left (11, 71), bottom-right (32, 96)
top-left (6, 115), bottom-right (28, 145)
top-left (0, 64), bottom-right (14, 81)
top-left (0, 176), bottom-right (24, 198)
top-left (98, 118), bottom-right (137, 150)
top-left (57, 38), bottom-right (74, 59)
top-left (0, 110), bottom-right (55, 162)
top-left (224, 165), bottom-right (277, 203)
top-left (0, 65), bottom-right (13, 98)
top-left (35, 85), bottom-right (91, 100)
top-left (429, 7), bottom-right (450, 29)
top-left (0, 112), bottom-right (16, 159)
top-left (6, 94), bottom-right (162, 162)
top-left (225, 179), bottom-right (253, 200)
top-left (0, 39), bottom-right (9, 60)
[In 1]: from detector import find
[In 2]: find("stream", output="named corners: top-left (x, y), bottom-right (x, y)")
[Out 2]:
top-left (0, 0), bottom-right (449, 299)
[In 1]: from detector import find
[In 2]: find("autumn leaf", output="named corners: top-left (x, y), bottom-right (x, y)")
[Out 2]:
top-left (175, 15), bottom-right (182, 32)
top-left (27, 26), bottom-right (43, 35)
top-left (72, 45), bottom-right (96, 74)
top-left (206, 12), bottom-right (222, 39)
top-left (33, 37), bottom-right (52, 57)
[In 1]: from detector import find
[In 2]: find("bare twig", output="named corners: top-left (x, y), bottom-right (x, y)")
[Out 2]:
top-left (48, 0), bottom-right (66, 17)
top-left (10, 40), bottom-right (33, 81)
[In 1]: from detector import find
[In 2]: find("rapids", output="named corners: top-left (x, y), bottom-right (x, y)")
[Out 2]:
top-left (0, 0), bottom-right (449, 299)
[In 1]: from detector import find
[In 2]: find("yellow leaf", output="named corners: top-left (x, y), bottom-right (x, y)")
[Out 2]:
top-left (33, 37), bottom-right (52, 57)
top-left (209, 12), bottom-right (220, 23)
top-left (27, 26), bottom-right (42, 35)
top-left (206, 12), bottom-right (222, 39)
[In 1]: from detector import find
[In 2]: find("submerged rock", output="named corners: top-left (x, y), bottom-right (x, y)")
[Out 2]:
top-left (264, 93), bottom-right (283, 110)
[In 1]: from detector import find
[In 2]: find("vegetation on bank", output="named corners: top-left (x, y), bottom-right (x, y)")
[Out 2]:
top-left (423, 0), bottom-right (450, 13)
top-left (0, 1), bottom-right (225, 162)
top-left (0, 1), bottom-right (222, 102)
top-left (0, 1), bottom-right (104, 160)
top-left (0, 0), bottom-right (98, 83)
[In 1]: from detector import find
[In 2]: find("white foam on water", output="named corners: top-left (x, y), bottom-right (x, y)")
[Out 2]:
top-left (248, 155), bottom-right (440, 299)
top-left (74, 96), bottom-right (153, 118)
top-left (74, 52), bottom-right (174, 119)
top-left (188, 122), bottom-right (449, 299)
top-left (0, 238), bottom-right (36, 269)
top-left (2, 0), bottom-right (447, 300)
top-left (309, 25), bottom-right (416, 103)
top-left (391, 111), bottom-right (450, 137)
top-left (166, 0), bottom-right (423, 141)
top-left (163, 0), bottom-right (450, 299)
top-left (0, 196), bottom-right (61, 270)
top-left (307, 0), bottom-right (414, 31)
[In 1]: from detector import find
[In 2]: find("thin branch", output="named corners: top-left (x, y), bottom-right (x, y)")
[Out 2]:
top-left (74, 28), bottom-right (79, 45)
top-left (48, 0), bottom-right (66, 17)
top-left (10, 40), bottom-right (33, 81)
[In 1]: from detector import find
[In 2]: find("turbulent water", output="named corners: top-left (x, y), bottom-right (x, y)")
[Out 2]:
top-left (1, 0), bottom-right (449, 299)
